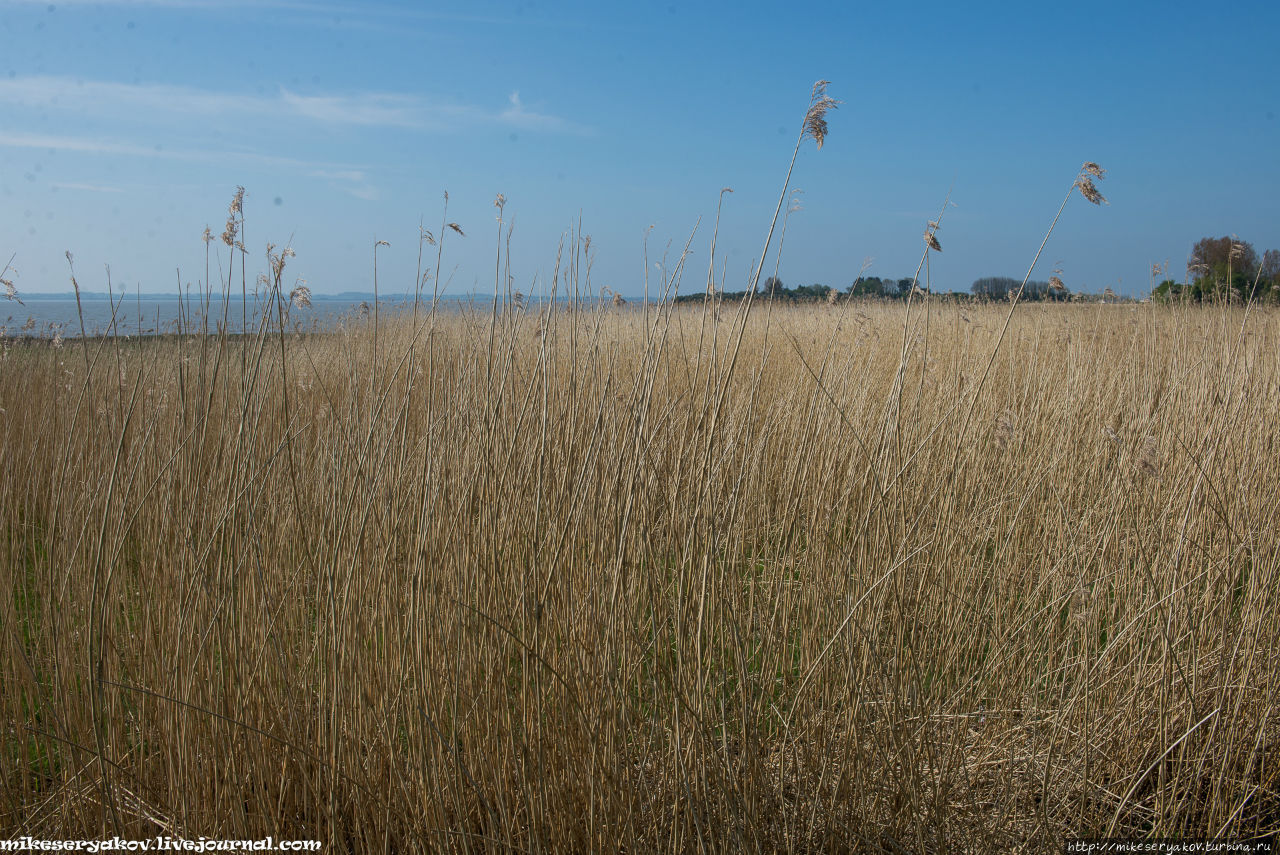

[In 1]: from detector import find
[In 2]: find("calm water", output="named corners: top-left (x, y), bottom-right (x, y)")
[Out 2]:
top-left (1, 294), bottom-right (454, 339)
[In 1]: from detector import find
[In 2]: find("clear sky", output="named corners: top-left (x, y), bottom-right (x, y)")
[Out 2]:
top-left (2, 0), bottom-right (1277, 300)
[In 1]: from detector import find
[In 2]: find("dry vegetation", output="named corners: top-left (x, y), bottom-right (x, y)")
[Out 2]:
top-left (2, 293), bottom-right (1278, 851)
top-left (2, 83), bottom-right (1278, 851)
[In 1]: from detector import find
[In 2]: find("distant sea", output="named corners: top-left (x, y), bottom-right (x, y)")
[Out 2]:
top-left (0, 293), bottom-right (485, 339)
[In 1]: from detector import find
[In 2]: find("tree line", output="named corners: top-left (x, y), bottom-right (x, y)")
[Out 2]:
top-left (1152, 236), bottom-right (1280, 303)
top-left (673, 274), bottom-right (1075, 304)
top-left (673, 234), bottom-right (1280, 305)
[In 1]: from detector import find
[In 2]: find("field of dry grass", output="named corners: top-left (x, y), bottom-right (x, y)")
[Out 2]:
top-left (2, 293), bottom-right (1278, 850)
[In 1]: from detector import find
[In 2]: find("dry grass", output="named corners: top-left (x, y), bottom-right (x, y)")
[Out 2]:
top-left (2, 293), bottom-right (1278, 851)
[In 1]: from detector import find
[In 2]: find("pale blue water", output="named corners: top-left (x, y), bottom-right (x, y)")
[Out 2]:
top-left (2, 292), bottom-right (598, 339)
top-left (0, 294), bottom-right (440, 339)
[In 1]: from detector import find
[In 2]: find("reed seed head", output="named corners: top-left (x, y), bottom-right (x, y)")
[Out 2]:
top-left (924, 231), bottom-right (942, 252)
top-left (1082, 162), bottom-right (1106, 179)
top-left (803, 80), bottom-right (839, 150)
top-left (1, 260), bottom-right (18, 304)
top-left (289, 284), bottom-right (312, 310)
top-left (221, 187), bottom-right (245, 246)
top-left (1076, 176), bottom-right (1107, 205)
top-left (448, 223), bottom-right (465, 237)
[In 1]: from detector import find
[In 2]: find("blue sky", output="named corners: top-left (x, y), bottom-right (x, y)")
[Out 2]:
top-left (1, 0), bottom-right (1277, 299)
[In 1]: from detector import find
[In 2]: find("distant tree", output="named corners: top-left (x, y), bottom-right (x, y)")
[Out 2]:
top-left (762, 275), bottom-right (784, 297)
top-left (848, 275), bottom-right (884, 297)
top-left (1190, 236), bottom-right (1259, 294)
top-left (969, 276), bottom-right (1055, 301)
top-left (1182, 237), bottom-right (1277, 302)
top-left (1262, 249), bottom-right (1280, 282)
top-left (896, 278), bottom-right (914, 298)
top-left (1258, 249), bottom-right (1280, 302)
top-left (971, 277), bottom-right (1020, 300)
top-left (791, 283), bottom-right (831, 299)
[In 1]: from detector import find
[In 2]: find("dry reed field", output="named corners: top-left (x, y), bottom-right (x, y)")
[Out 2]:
top-left (2, 292), bottom-right (1278, 851)
top-left (2, 85), bottom-right (1278, 852)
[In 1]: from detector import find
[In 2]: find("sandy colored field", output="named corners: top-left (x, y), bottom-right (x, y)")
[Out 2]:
top-left (2, 298), bottom-right (1278, 850)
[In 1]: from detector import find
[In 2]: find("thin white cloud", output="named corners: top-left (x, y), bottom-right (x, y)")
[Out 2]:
top-left (499, 90), bottom-right (588, 134)
top-left (0, 75), bottom-right (587, 134)
top-left (0, 131), bottom-right (161, 157)
top-left (310, 169), bottom-right (367, 183)
top-left (0, 130), bottom-right (353, 172)
top-left (1, 129), bottom-right (380, 198)
top-left (0, 75), bottom-right (262, 117)
top-left (52, 182), bottom-right (123, 192)
top-left (310, 169), bottom-right (378, 201)
top-left (280, 89), bottom-right (432, 128)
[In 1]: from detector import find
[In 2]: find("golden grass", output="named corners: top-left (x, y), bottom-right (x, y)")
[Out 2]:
top-left (2, 296), bottom-right (1278, 850)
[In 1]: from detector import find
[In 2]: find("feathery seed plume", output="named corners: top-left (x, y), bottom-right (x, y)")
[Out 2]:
top-left (221, 187), bottom-right (245, 246)
top-left (289, 284), bottom-right (312, 310)
top-left (1074, 162), bottom-right (1107, 205)
top-left (1, 255), bottom-right (18, 304)
top-left (1076, 176), bottom-right (1106, 205)
top-left (802, 80), bottom-right (839, 150)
